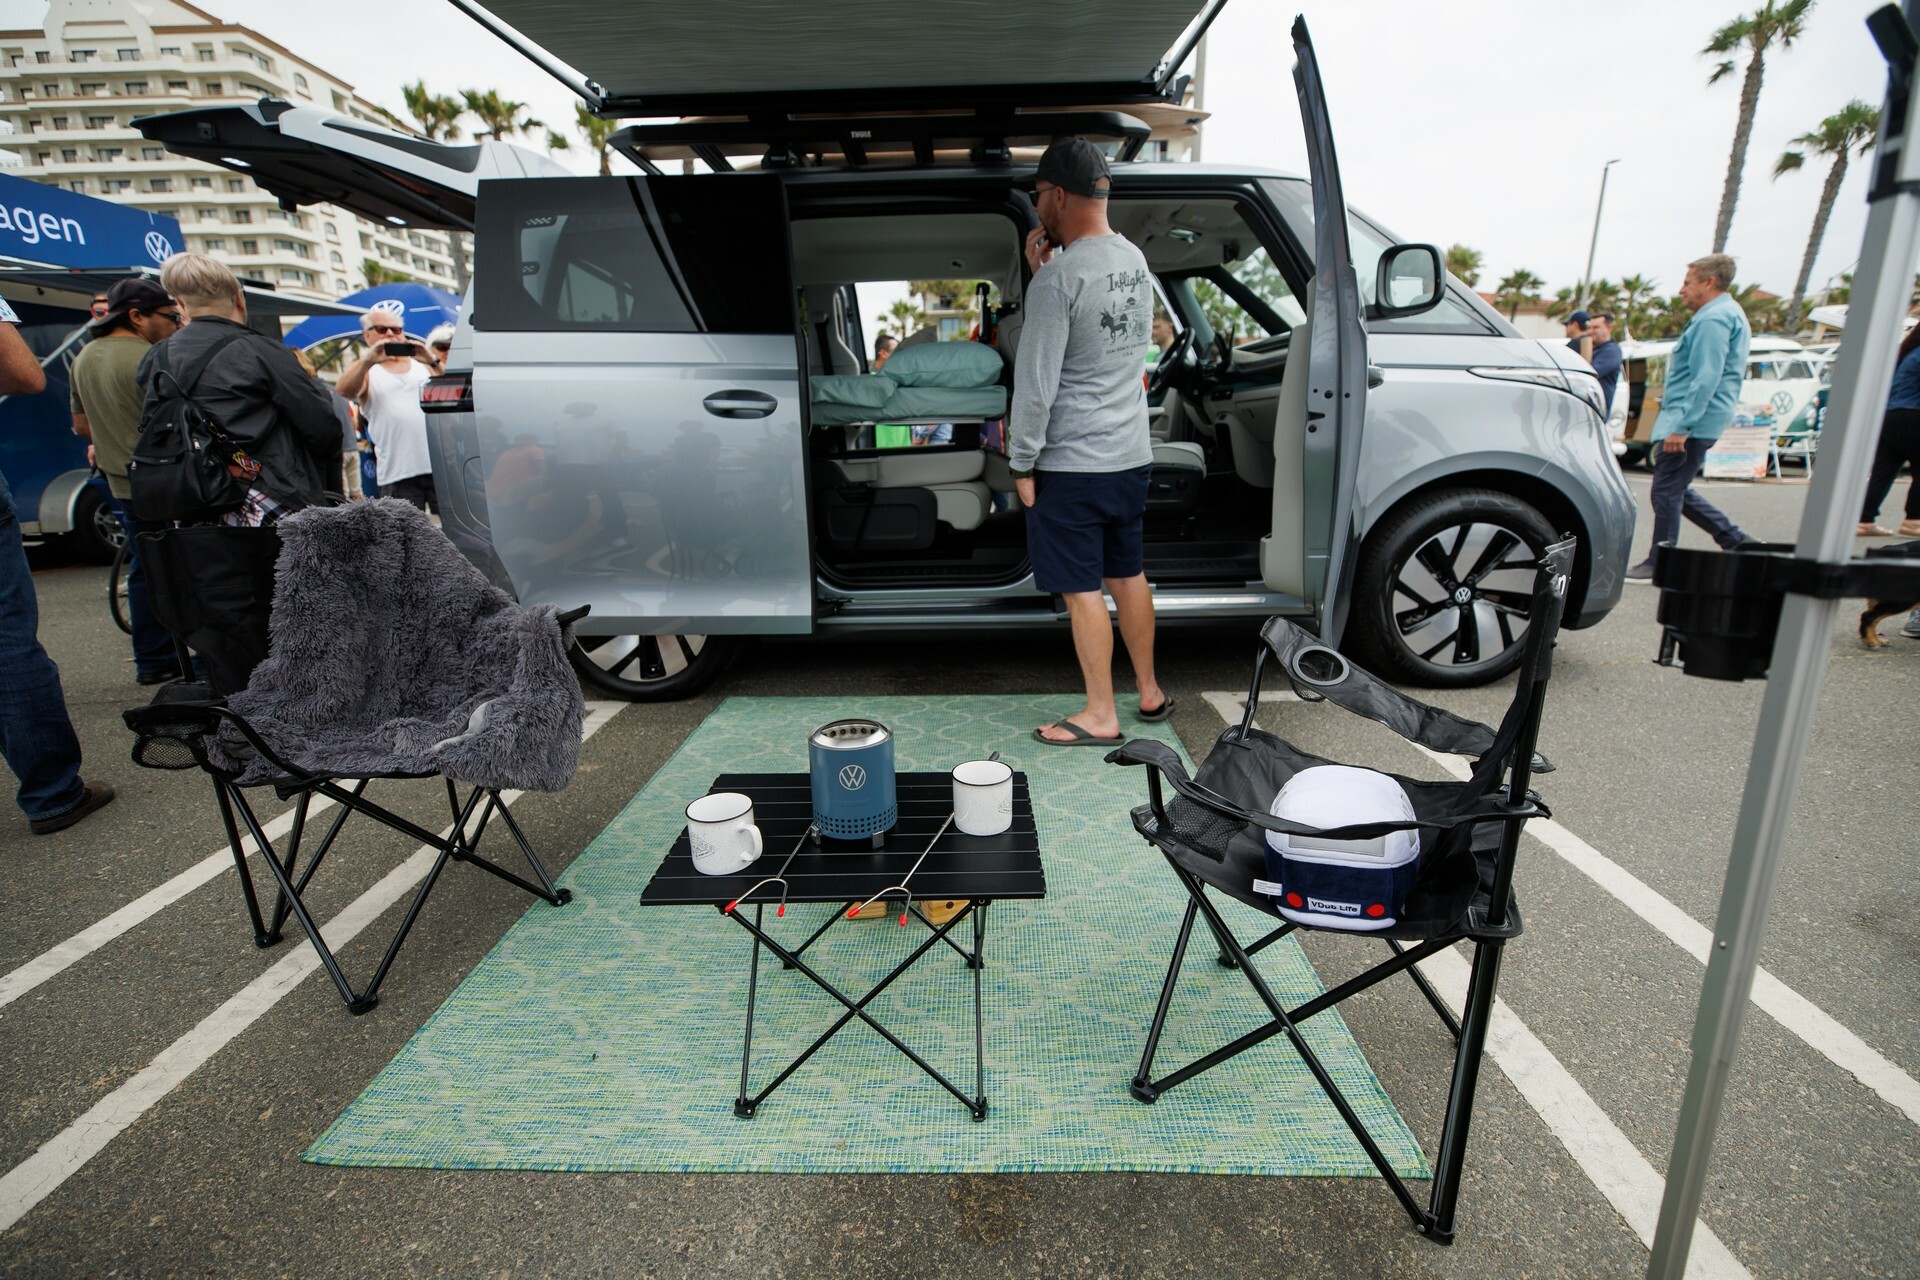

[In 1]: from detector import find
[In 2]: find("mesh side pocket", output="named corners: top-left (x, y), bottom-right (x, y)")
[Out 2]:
top-left (131, 726), bottom-right (210, 771)
top-left (1165, 796), bottom-right (1244, 861)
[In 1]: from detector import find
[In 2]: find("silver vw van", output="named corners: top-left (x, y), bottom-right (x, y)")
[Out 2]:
top-left (137, 7), bottom-right (1633, 698)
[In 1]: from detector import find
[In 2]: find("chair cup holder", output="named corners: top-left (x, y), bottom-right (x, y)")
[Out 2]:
top-left (1652, 540), bottom-right (1920, 681)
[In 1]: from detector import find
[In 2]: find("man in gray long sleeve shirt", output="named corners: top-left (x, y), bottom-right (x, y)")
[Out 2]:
top-left (1013, 138), bottom-right (1169, 746)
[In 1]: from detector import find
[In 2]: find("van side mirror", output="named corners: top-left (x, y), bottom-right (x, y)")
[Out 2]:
top-left (1371, 243), bottom-right (1443, 321)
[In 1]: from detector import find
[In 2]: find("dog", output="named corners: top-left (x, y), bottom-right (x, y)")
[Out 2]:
top-left (1858, 540), bottom-right (1920, 649)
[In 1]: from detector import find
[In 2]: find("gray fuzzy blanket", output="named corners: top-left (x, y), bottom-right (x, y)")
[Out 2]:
top-left (210, 499), bottom-right (585, 792)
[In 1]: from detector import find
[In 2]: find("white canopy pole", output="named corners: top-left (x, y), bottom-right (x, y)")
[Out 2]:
top-left (1646, 5), bottom-right (1920, 1276)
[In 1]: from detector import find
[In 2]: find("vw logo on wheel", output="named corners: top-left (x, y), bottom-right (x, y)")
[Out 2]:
top-left (1452, 586), bottom-right (1473, 605)
top-left (838, 764), bottom-right (867, 791)
top-left (143, 231), bottom-right (174, 264)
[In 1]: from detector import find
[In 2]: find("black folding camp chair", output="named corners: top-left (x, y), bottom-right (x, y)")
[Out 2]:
top-left (122, 518), bottom-right (584, 1015)
top-left (1108, 538), bottom-right (1574, 1244)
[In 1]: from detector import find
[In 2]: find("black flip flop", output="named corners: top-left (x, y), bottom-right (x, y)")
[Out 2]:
top-left (1137, 696), bottom-right (1175, 723)
top-left (1033, 720), bottom-right (1124, 747)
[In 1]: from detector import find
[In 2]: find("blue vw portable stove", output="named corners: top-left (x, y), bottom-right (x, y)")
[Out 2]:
top-left (808, 718), bottom-right (897, 847)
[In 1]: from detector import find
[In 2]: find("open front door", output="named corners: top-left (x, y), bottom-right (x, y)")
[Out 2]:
top-left (1268, 17), bottom-right (1369, 639)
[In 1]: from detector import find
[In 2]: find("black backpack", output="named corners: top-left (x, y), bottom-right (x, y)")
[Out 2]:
top-left (127, 330), bottom-right (249, 523)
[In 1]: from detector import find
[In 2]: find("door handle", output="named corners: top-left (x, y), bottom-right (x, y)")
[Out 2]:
top-left (703, 390), bottom-right (778, 419)
top-left (1367, 365), bottom-right (1385, 389)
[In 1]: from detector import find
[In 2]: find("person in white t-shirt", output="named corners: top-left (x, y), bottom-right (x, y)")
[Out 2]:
top-left (336, 309), bottom-right (439, 511)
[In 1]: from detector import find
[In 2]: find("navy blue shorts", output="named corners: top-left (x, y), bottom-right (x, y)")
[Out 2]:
top-left (1025, 465), bottom-right (1152, 594)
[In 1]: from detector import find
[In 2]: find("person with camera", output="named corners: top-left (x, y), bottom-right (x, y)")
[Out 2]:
top-left (335, 309), bottom-right (440, 512)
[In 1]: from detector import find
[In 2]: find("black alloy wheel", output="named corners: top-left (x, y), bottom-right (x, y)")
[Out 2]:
top-left (568, 632), bottom-right (743, 702)
top-left (1349, 489), bottom-right (1556, 687)
top-left (67, 483), bottom-right (124, 565)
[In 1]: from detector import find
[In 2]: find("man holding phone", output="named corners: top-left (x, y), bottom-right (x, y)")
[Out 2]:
top-left (336, 308), bottom-right (438, 512)
top-left (1010, 137), bottom-right (1167, 746)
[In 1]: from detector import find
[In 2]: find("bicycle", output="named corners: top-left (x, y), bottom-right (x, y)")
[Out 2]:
top-left (108, 541), bottom-right (132, 635)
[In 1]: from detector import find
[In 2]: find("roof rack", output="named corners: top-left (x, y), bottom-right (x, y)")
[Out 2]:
top-left (611, 110), bottom-right (1154, 174)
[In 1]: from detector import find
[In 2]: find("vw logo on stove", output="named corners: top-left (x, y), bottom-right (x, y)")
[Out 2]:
top-left (838, 764), bottom-right (867, 791)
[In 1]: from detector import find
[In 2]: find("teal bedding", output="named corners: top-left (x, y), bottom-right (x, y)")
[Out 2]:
top-left (809, 383), bottom-right (1007, 426)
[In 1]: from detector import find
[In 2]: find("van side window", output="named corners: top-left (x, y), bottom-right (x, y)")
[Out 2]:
top-left (477, 175), bottom-right (790, 334)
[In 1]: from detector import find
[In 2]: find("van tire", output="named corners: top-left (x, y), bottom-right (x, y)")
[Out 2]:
top-left (1347, 489), bottom-right (1555, 688)
top-left (569, 632), bottom-right (743, 702)
top-left (67, 484), bottom-right (123, 565)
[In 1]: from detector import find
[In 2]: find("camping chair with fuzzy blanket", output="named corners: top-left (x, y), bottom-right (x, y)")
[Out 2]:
top-left (123, 500), bottom-right (589, 1014)
top-left (1108, 538), bottom-right (1573, 1244)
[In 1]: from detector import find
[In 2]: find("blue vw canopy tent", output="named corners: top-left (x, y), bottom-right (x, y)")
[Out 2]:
top-left (283, 282), bottom-right (462, 348)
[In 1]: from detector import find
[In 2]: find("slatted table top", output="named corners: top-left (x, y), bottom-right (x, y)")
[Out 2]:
top-left (640, 772), bottom-right (1046, 906)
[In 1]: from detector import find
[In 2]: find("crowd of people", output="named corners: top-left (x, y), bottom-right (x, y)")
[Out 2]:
top-left (0, 252), bottom-right (450, 836)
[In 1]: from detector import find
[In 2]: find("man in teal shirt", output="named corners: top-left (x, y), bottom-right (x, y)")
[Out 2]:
top-left (1627, 254), bottom-right (1754, 579)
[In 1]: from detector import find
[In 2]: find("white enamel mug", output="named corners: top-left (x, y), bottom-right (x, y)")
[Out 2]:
top-left (951, 759), bottom-right (1014, 837)
top-left (686, 792), bottom-right (763, 874)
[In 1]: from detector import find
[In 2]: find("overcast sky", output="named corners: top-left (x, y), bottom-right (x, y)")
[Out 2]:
top-left (1, 0), bottom-right (1891, 301)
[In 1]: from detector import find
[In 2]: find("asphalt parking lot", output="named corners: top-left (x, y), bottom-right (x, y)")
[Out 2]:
top-left (2, 469), bottom-right (1917, 1279)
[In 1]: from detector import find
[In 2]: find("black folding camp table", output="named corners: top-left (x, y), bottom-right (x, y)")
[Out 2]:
top-left (640, 771), bottom-right (1045, 1121)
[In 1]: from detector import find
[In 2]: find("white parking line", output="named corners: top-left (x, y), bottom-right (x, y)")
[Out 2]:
top-left (0, 703), bottom-right (622, 1010)
top-left (0, 701), bottom-right (623, 1233)
top-left (1398, 740), bottom-right (1920, 1131)
top-left (1198, 693), bottom-right (1754, 1274)
top-left (1, 805), bottom-right (333, 1009)
top-left (1414, 948), bottom-right (1751, 1279)
top-left (1205, 689), bottom-right (1920, 1128)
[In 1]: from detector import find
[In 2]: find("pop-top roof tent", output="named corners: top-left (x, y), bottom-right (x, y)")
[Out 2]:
top-left (451, 0), bottom-right (1225, 114)
top-left (444, 0), bottom-right (1225, 171)
top-left (0, 169), bottom-right (362, 320)
top-left (132, 3), bottom-right (1223, 216)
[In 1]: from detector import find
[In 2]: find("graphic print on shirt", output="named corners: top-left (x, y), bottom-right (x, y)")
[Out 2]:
top-left (1100, 268), bottom-right (1152, 351)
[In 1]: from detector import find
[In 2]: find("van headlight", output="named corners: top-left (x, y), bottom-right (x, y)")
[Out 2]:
top-left (1468, 366), bottom-right (1605, 422)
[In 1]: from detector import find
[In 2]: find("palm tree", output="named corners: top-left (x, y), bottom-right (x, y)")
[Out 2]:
top-left (1732, 282), bottom-right (1787, 333)
top-left (547, 103), bottom-right (621, 176)
top-left (884, 297), bottom-right (925, 340)
top-left (401, 80), bottom-right (463, 143)
top-left (1618, 274), bottom-right (1657, 333)
top-left (1445, 244), bottom-right (1483, 288)
top-left (460, 88), bottom-right (543, 143)
top-left (1773, 100), bottom-right (1878, 329)
top-left (1494, 269), bottom-right (1545, 321)
top-left (361, 259), bottom-right (417, 288)
top-left (402, 81), bottom-right (472, 291)
top-left (1703, 0), bottom-right (1815, 253)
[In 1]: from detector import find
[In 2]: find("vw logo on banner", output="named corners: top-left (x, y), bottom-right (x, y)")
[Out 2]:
top-left (838, 764), bottom-right (867, 791)
top-left (144, 231), bottom-right (173, 264)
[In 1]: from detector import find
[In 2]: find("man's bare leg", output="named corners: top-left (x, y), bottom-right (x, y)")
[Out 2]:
top-left (1106, 571), bottom-right (1164, 715)
top-left (1036, 588), bottom-right (1120, 742)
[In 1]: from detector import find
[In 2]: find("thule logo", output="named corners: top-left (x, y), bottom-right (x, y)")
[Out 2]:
top-left (1306, 897), bottom-right (1360, 916)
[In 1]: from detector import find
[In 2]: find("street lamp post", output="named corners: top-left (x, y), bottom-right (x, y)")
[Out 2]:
top-left (1577, 158), bottom-right (1622, 311)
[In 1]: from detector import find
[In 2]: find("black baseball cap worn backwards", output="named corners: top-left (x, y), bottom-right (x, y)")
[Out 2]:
top-left (89, 276), bottom-right (173, 332)
top-left (1035, 137), bottom-right (1112, 199)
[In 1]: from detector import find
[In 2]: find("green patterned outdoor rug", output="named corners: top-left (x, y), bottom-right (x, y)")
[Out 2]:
top-left (305, 695), bottom-right (1427, 1177)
